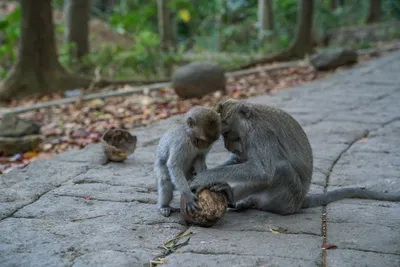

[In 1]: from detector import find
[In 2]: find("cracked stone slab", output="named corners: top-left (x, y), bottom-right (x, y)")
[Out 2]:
top-left (52, 143), bottom-right (108, 166)
top-left (177, 228), bottom-right (321, 260)
top-left (352, 135), bottom-right (400, 155)
top-left (325, 91), bottom-right (400, 124)
top-left (326, 249), bottom-right (400, 267)
top-left (326, 201), bottom-right (400, 255)
top-left (0, 159), bottom-right (89, 220)
top-left (303, 121), bottom-right (372, 145)
top-left (329, 150), bottom-right (400, 189)
top-left (52, 183), bottom-right (157, 205)
top-left (12, 194), bottom-right (185, 227)
top-left (327, 200), bottom-right (400, 229)
top-left (0, 217), bottom-right (183, 266)
top-left (309, 142), bottom-right (349, 161)
top-left (214, 205), bottom-right (322, 236)
top-left (73, 161), bottom-right (156, 190)
top-left (326, 221), bottom-right (400, 255)
top-left (73, 250), bottom-right (157, 267)
top-left (160, 253), bottom-right (319, 267)
top-left (312, 169), bottom-right (328, 186)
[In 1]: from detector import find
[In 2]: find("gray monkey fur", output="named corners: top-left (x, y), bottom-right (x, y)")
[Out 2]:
top-left (190, 99), bottom-right (400, 215)
top-left (154, 106), bottom-right (221, 217)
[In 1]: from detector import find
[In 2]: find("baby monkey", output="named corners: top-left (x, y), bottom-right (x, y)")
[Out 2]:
top-left (154, 106), bottom-right (221, 217)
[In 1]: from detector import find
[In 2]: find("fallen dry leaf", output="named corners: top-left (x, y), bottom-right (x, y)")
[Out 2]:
top-left (23, 152), bottom-right (39, 160)
top-left (322, 243), bottom-right (338, 249)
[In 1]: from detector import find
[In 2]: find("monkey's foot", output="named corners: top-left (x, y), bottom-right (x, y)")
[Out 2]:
top-left (228, 197), bottom-right (255, 212)
top-left (158, 206), bottom-right (180, 217)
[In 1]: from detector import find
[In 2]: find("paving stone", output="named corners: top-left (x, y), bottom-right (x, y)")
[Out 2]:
top-left (161, 253), bottom-right (319, 267)
top-left (327, 200), bottom-right (400, 229)
top-left (179, 228), bottom-right (322, 260)
top-left (0, 217), bottom-right (178, 267)
top-left (329, 150), bottom-right (400, 189)
top-left (73, 250), bottom-right (157, 267)
top-left (216, 205), bottom-right (322, 236)
top-left (326, 221), bottom-right (399, 255)
top-left (326, 200), bottom-right (400, 256)
top-left (0, 159), bottom-right (89, 220)
top-left (12, 194), bottom-right (185, 227)
top-left (326, 249), bottom-right (400, 267)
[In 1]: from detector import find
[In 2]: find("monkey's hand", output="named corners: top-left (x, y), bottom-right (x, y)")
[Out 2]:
top-left (183, 191), bottom-right (198, 213)
top-left (209, 182), bottom-right (234, 205)
top-left (189, 180), bottom-right (208, 195)
top-left (190, 181), bottom-right (234, 205)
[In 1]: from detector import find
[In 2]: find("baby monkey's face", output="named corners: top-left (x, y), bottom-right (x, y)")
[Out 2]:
top-left (186, 115), bottom-right (221, 149)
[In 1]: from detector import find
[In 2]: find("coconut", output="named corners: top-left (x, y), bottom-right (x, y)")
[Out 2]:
top-left (180, 188), bottom-right (228, 227)
top-left (101, 127), bottom-right (137, 162)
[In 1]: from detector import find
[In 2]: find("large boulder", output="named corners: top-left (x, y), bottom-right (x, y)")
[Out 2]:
top-left (310, 49), bottom-right (358, 71)
top-left (171, 62), bottom-right (226, 99)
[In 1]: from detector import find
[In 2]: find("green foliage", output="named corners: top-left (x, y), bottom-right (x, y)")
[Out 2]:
top-left (58, 42), bottom-right (78, 70)
top-left (0, 7), bottom-right (20, 78)
top-left (79, 31), bottom-right (184, 79)
top-left (108, 1), bottom-right (157, 35)
top-left (1, 0), bottom-right (400, 81)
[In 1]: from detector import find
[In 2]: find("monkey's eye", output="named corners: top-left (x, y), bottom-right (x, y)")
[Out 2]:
top-left (187, 117), bottom-right (195, 128)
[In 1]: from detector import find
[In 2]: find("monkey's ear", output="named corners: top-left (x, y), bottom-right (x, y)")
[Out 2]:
top-left (187, 117), bottom-right (195, 127)
top-left (238, 104), bottom-right (251, 119)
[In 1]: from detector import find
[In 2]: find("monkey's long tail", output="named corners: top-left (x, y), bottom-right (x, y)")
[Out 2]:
top-left (301, 188), bottom-right (400, 208)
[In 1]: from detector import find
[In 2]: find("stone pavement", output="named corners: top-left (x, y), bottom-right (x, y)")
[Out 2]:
top-left (1, 52), bottom-right (400, 267)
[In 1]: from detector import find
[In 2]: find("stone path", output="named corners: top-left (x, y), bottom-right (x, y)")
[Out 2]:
top-left (1, 52), bottom-right (400, 267)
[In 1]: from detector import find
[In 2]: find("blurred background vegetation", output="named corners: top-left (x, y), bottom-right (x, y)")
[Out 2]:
top-left (0, 0), bottom-right (399, 81)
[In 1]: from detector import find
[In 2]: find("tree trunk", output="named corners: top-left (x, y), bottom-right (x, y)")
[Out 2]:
top-left (238, 0), bottom-right (314, 69)
top-left (290, 0), bottom-right (314, 56)
top-left (258, 0), bottom-right (274, 43)
top-left (157, 0), bottom-right (174, 52)
top-left (330, 0), bottom-right (336, 10)
top-left (64, 0), bottom-right (91, 61)
top-left (0, 0), bottom-right (92, 101)
top-left (365, 0), bottom-right (381, 24)
top-left (215, 0), bottom-right (224, 51)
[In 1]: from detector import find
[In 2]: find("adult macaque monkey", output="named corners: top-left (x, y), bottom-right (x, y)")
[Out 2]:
top-left (190, 99), bottom-right (400, 215)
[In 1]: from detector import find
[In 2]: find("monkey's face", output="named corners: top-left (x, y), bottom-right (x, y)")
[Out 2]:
top-left (217, 99), bottom-right (251, 154)
top-left (185, 112), bottom-right (221, 149)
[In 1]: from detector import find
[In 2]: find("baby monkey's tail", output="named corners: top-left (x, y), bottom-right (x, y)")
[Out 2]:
top-left (301, 188), bottom-right (400, 208)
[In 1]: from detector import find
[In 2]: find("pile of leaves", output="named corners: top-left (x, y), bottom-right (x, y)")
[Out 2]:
top-left (0, 51), bottom-right (393, 173)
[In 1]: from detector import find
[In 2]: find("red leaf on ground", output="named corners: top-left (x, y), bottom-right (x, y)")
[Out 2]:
top-left (83, 195), bottom-right (91, 200)
top-left (322, 243), bottom-right (337, 249)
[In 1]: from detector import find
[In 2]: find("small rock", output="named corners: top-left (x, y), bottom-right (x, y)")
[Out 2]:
top-left (0, 114), bottom-right (41, 138)
top-left (171, 62), bottom-right (226, 99)
top-left (310, 49), bottom-right (358, 71)
top-left (0, 135), bottom-right (42, 156)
